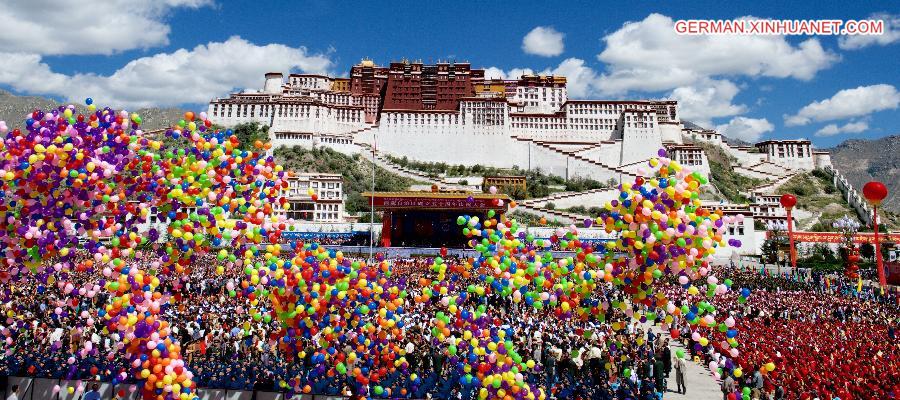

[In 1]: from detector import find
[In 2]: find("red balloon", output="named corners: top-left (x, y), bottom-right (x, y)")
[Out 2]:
top-left (862, 181), bottom-right (888, 205)
top-left (779, 194), bottom-right (797, 209)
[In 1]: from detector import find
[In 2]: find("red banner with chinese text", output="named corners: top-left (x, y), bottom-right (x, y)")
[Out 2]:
top-left (766, 231), bottom-right (900, 243)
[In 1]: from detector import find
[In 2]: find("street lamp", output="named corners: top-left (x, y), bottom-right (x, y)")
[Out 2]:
top-left (780, 194), bottom-right (797, 271)
top-left (862, 181), bottom-right (888, 289)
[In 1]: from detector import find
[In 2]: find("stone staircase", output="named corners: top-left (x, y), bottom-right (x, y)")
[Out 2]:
top-left (535, 142), bottom-right (637, 178)
top-left (514, 203), bottom-right (592, 225)
top-left (355, 142), bottom-right (474, 190)
top-left (749, 172), bottom-right (798, 195)
top-left (532, 140), bottom-right (640, 178)
top-left (521, 188), bottom-right (616, 208)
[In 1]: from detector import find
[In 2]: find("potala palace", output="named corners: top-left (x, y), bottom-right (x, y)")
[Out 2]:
top-left (207, 59), bottom-right (858, 258)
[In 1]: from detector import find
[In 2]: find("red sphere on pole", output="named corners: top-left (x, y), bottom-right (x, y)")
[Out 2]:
top-left (779, 194), bottom-right (797, 209)
top-left (862, 181), bottom-right (888, 289)
top-left (780, 194), bottom-right (798, 270)
top-left (862, 181), bottom-right (888, 205)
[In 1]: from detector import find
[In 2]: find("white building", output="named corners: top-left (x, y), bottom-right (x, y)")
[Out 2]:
top-left (754, 139), bottom-right (832, 171)
top-left (703, 202), bottom-right (764, 258)
top-left (277, 173), bottom-right (347, 222)
top-left (208, 66), bottom-right (828, 191)
top-left (748, 193), bottom-right (796, 230)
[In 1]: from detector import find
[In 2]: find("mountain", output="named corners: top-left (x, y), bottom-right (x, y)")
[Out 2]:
top-left (0, 89), bottom-right (188, 131)
top-left (829, 135), bottom-right (900, 213)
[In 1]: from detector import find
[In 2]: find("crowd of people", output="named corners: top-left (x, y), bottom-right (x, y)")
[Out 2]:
top-left (4, 250), bottom-right (900, 400)
top-left (663, 266), bottom-right (900, 400)
top-left (3, 253), bottom-right (675, 399)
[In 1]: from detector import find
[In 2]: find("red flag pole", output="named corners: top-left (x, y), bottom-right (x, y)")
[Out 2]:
top-left (862, 181), bottom-right (888, 290)
top-left (780, 194), bottom-right (798, 272)
top-left (786, 207), bottom-right (797, 270)
top-left (874, 205), bottom-right (886, 289)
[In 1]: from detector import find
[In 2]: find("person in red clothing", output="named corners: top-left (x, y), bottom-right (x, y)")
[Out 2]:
top-left (662, 266), bottom-right (900, 400)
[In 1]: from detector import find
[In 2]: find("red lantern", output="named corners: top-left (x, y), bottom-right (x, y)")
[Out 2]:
top-left (845, 245), bottom-right (860, 280)
top-left (779, 194), bottom-right (797, 209)
top-left (862, 181), bottom-right (888, 206)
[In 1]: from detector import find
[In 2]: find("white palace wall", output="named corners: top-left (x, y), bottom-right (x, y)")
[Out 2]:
top-left (724, 146), bottom-right (766, 167)
top-left (576, 142), bottom-right (625, 165)
top-left (659, 123), bottom-right (683, 144)
top-left (273, 133), bottom-right (361, 155)
top-left (208, 103), bottom-right (366, 136)
top-left (270, 115), bottom-right (365, 136)
top-left (620, 125), bottom-right (663, 166)
top-left (370, 123), bottom-right (530, 169)
top-left (357, 123), bottom-right (630, 183)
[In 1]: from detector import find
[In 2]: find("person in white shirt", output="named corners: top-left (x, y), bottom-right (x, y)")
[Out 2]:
top-left (6, 384), bottom-right (19, 400)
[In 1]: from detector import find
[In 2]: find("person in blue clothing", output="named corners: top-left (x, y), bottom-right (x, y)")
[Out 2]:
top-left (81, 383), bottom-right (101, 400)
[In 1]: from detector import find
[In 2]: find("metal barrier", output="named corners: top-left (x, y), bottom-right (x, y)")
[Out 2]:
top-left (2, 377), bottom-right (418, 400)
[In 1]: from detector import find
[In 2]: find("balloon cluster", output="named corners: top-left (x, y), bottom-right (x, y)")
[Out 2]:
top-left (1, 100), bottom-right (293, 400)
top-left (2, 98), bottom-right (745, 400)
top-left (241, 241), bottom-right (410, 395)
top-left (243, 146), bottom-right (745, 400)
top-left (442, 149), bottom-right (745, 398)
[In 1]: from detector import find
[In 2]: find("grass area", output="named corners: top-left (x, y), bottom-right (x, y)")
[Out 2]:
top-left (565, 205), bottom-right (605, 218)
top-left (274, 146), bottom-right (415, 219)
top-left (698, 143), bottom-right (764, 203)
top-left (507, 211), bottom-right (568, 227)
top-left (779, 169), bottom-right (858, 231)
top-left (384, 155), bottom-right (616, 199)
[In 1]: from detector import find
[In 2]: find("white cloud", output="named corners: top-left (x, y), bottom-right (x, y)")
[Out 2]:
top-left (784, 84), bottom-right (900, 126)
top-left (482, 67), bottom-right (537, 80)
top-left (542, 58), bottom-right (597, 98)
top-left (715, 117), bottom-right (774, 142)
top-left (483, 67), bottom-right (508, 80)
top-left (522, 26), bottom-right (565, 57)
top-left (668, 79), bottom-right (747, 128)
top-left (484, 13), bottom-right (838, 107)
top-left (484, 59), bottom-right (598, 98)
top-left (595, 13), bottom-right (839, 94)
top-left (815, 121), bottom-right (869, 137)
top-left (0, 0), bottom-right (212, 56)
top-left (838, 13), bottom-right (900, 50)
top-left (507, 68), bottom-right (536, 80)
top-left (0, 36), bottom-right (332, 109)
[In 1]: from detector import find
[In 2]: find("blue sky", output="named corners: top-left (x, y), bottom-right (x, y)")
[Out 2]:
top-left (0, 1), bottom-right (898, 147)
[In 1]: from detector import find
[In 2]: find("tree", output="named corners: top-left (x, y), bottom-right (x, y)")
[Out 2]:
top-left (860, 242), bottom-right (875, 260)
top-left (812, 243), bottom-right (838, 263)
top-left (232, 122), bottom-right (269, 150)
top-left (761, 229), bottom-right (787, 264)
top-left (754, 220), bottom-right (766, 231)
top-left (502, 186), bottom-right (527, 200)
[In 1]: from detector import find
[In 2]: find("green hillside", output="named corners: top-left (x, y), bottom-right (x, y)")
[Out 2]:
top-left (273, 145), bottom-right (416, 219)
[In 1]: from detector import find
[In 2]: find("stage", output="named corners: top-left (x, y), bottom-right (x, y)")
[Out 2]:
top-left (363, 191), bottom-right (510, 248)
